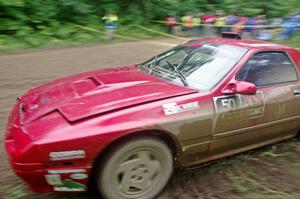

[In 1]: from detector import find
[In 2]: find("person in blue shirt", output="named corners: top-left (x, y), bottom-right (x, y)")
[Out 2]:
top-left (280, 17), bottom-right (297, 39)
top-left (225, 13), bottom-right (238, 32)
top-left (244, 17), bottom-right (256, 38)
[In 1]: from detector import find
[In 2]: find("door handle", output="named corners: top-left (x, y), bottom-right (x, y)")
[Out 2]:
top-left (293, 90), bottom-right (300, 96)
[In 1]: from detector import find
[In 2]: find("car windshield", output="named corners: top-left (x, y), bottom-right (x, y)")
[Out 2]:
top-left (138, 43), bottom-right (248, 91)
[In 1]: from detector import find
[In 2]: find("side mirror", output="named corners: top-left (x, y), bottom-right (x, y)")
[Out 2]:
top-left (222, 81), bottom-right (257, 95)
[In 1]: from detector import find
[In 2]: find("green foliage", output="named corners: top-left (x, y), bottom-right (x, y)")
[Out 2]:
top-left (0, 0), bottom-right (299, 50)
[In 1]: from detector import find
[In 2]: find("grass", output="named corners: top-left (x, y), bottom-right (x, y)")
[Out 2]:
top-left (0, 24), bottom-right (166, 53)
top-left (273, 31), bottom-right (300, 49)
top-left (186, 139), bottom-right (300, 199)
top-left (229, 140), bottom-right (300, 199)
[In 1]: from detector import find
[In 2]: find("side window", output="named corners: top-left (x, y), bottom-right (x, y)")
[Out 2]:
top-left (236, 52), bottom-right (298, 87)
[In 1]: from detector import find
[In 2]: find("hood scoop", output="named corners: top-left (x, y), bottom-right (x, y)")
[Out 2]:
top-left (21, 76), bottom-right (101, 112)
top-left (72, 77), bottom-right (101, 96)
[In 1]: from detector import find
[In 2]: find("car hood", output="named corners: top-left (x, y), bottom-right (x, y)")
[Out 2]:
top-left (20, 66), bottom-right (197, 123)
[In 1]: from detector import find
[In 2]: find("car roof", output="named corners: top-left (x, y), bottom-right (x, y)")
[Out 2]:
top-left (192, 37), bottom-right (294, 51)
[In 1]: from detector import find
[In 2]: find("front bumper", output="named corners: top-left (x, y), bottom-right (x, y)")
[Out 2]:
top-left (12, 162), bottom-right (51, 193)
top-left (5, 140), bottom-right (91, 193)
top-left (5, 106), bottom-right (92, 194)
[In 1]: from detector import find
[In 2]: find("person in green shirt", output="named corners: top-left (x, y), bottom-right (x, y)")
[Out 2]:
top-left (215, 12), bottom-right (226, 36)
top-left (102, 13), bottom-right (118, 40)
top-left (193, 13), bottom-right (202, 36)
top-left (181, 13), bottom-right (193, 36)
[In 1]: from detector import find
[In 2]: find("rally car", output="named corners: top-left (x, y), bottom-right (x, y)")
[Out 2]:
top-left (5, 33), bottom-right (300, 199)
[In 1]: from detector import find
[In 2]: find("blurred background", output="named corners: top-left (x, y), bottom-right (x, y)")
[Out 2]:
top-left (0, 0), bottom-right (300, 51)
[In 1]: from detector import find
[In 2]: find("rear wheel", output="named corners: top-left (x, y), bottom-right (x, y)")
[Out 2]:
top-left (97, 136), bottom-right (173, 199)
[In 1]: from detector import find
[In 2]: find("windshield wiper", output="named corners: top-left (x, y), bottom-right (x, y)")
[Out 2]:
top-left (149, 46), bottom-right (201, 86)
top-left (166, 61), bottom-right (189, 87)
top-left (164, 47), bottom-right (202, 87)
top-left (149, 55), bottom-right (159, 75)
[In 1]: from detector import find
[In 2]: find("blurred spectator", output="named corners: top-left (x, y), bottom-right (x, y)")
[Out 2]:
top-left (244, 17), bottom-right (256, 38)
top-left (202, 12), bottom-right (216, 36)
top-left (280, 17), bottom-right (297, 39)
top-left (295, 13), bottom-right (300, 30)
top-left (256, 15), bottom-right (274, 40)
top-left (270, 18), bottom-right (283, 26)
top-left (215, 12), bottom-right (226, 36)
top-left (256, 28), bottom-right (273, 40)
top-left (233, 16), bottom-right (246, 36)
top-left (225, 13), bottom-right (238, 32)
top-left (255, 15), bottom-right (267, 39)
top-left (102, 13), bottom-right (118, 40)
top-left (192, 13), bottom-right (202, 36)
top-left (181, 13), bottom-right (193, 36)
top-left (166, 14), bottom-right (177, 34)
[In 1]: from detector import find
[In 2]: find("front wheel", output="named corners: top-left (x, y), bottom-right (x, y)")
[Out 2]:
top-left (97, 136), bottom-right (173, 199)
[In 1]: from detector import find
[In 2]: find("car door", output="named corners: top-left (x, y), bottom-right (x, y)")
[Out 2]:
top-left (210, 51), bottom-right (299, 156)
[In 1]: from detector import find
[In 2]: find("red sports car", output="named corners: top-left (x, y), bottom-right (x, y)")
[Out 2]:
top-left (5, 34), bottom-right (300, 199)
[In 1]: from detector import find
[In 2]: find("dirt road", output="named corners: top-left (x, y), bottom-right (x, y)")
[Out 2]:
top-left (1, 39), bottom-right (300, 199)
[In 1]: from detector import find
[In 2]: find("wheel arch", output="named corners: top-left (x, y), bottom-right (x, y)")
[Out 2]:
top-left (88, 129), bottom-right (183, 190)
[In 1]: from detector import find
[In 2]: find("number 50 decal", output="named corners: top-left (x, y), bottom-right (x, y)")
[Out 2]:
top-left (214, 95), bottom-right (242, 112)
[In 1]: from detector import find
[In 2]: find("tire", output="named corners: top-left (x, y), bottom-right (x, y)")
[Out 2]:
top-left (97, 136), bottom-right (173, 199)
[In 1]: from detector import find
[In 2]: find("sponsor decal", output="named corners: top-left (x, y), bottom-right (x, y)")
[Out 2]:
top-left (163, 102), bottom-right (199, 115)
top-left (53, 179), bottom-right (87, 192)
top-left (48, 169), bottom-right (87, 174)
top-left (45, 170), bottom-right (88, 192)
top-left (49, 150), bottom-right (85, 161)
top-left (45, 174), bottom-right (63, 186)
top-left (70, 173), bottom-right (88, 180)
top-left (239, 92), bottom-right (265, 118)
